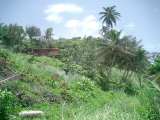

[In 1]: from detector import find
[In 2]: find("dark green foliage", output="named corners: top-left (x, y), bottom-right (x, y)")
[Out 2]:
top-left (0, 24), bottom-right (56, 51)
top-left (57, 37), bottom-right (100, 78)
top-left (149, 56), bottom-right (160, 74)
top-left (68, 79), bottom-right (98, 102)
top-left (0, 90), bottom-right (19, 120)
top-left (137, 82), bottom-right (160, 120)
top-left (0, 49), bottom-right (9, 62)
top-left (63, 63), bottom-right (86, 75)
top-left (100, 6), bottom-right (120, 29)
top-left (26, 26), bottom-right (41, 39)
top-left (96, 69), bottom-right (110, 91)
top-left (25, 26), bottom-right (42, 48)
top-left (0, 49), bottom-right (10, 76)
top-left (99, 30), bottom-right (148, 78)
top-left (0, 23), bottom-right (26, 51)
top-left (45, 28), bottom-right (54, 48)
top-left (148, 56), bottom-right (160, 84)
top-left (99, 6), bottom-right (149, 88)
top-left (124, 82), bottom-right (138, 95)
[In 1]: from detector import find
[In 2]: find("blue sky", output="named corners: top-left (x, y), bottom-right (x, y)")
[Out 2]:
top-left (0, 0), bottom-right (160, 52)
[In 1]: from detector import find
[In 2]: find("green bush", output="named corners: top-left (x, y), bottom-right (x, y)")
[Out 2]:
top-left (0, 90), bottom-right (19, 120)
top-left (0, 49), bottom-right (10, 70)
top-left (137, 82), bottom-right (160, 120)
top-left (67, 78), bottom-right (99, 102)
top-left (73, 78), bottom-right (96, 91)
top-left (149, 56), bottom-right (160, 74)
top-left (124, 82), bottom-right (138, 95)
top-left (63, 63), bottom-right (87, 75)
top-left (148, 56), bottom-right (160, 83)
top-left (0, 49), bottom-right (9, 60)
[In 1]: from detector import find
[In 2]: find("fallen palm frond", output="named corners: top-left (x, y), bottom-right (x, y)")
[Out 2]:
top-left (0, 74), bottom-right (20, 84)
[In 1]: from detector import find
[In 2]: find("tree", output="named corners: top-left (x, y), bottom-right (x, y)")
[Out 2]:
top-left (45, 28), bottom-right (53, 48)
top-left (26, 26), bottom-right (41, 48)
top-left (26, 26), bottom-right (41, 39)
top-left (98, 30), bottom-right (122, 79)
top-left (99, 6), bottom-right (120, 29)
top-left (117, 36), bottom-right (148, 85)
top-left (98, 29), bottom-right (148, 88)
top-left (98, 6), bottom-right (149, 88)
top-left (0, 23), bottom-right (26, 51)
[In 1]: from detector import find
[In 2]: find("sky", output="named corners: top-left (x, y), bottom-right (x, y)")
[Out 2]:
top-left (0, 0), bottom-right (160, 52)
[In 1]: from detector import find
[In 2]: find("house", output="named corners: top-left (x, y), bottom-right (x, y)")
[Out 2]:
top-left (28, 48), bottom-right (59, 56)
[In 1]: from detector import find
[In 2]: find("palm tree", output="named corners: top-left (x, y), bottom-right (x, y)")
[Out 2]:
top-left (116, 35), bottom-right (148, 85)
top-left (98, 6), bottom-right (148, 88)
top-left (98, 29), bottom-right (148, 87)
top-left (98, 29), bottom-right (122, 81)
top-left (99, 6), bottom-right (120, 29)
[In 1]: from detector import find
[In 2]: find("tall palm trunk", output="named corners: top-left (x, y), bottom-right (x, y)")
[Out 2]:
top-left (106, 51), bottom-right (116, 81)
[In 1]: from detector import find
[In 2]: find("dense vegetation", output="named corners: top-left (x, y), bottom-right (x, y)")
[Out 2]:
top-left (0, 5), bottom-right (160, 120)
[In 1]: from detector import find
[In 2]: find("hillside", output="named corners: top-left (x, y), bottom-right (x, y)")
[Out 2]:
top-left (0, 49), bottom-right (159, 120)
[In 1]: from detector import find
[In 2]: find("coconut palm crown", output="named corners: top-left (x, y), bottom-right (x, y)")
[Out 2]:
top-left (100, 6), bottom-right (120, 29)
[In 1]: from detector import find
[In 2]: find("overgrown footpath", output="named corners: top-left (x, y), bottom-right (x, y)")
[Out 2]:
top-left (0, 49), bottom-right (160, 120)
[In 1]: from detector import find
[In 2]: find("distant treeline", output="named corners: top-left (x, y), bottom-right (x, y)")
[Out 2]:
top-left (0, 23), bottom-right (55, 52)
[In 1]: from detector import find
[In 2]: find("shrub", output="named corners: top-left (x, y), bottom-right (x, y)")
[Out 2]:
top-left (137, 82), bottom-right (160, 120)
top-left (0, 49), bottom-right (9, 60)
top-left (73, 78), bottom-right (96, 92)
top-left (0, 49), bottom-right (9, 70)
top-left (124, 82), bottom-right (138, 95)
top-left (67, 78), bottom-right (98, 102)
top-left (63, 63), bottom-right (87, 75)
top-left (149, 56), bottom-right (160, 75)
top-left (0, 90), bottom-right (19, 120)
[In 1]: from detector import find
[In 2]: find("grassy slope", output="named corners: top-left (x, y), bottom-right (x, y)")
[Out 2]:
top-left (2, 50), bottom-right (64, 103)
top-left (15, 92), bottom-right (144, 120)
top-left (0, 49), bottom-right (152, 120)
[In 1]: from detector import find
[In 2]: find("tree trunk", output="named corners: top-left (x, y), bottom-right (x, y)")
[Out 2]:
top-left (107, 54), bottom-right (116, 81)
top-left (137, 73), bottom-right (142, 87)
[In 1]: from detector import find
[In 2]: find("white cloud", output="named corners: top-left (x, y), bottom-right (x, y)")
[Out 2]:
top-left (65, 19), bottom-right (80, 29)
top-left (125, 22), bottom-right (136, 30)
top-left (45, 14), bottom-right (62, 23)
top-left (65, 15), bottom-right (100, 37)
top-left (44, 3), bottom-right (83, 23)
top-left (82, 15), bottom-right (100, 31)
top-left (45, 3), bottom-right (83, 14)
